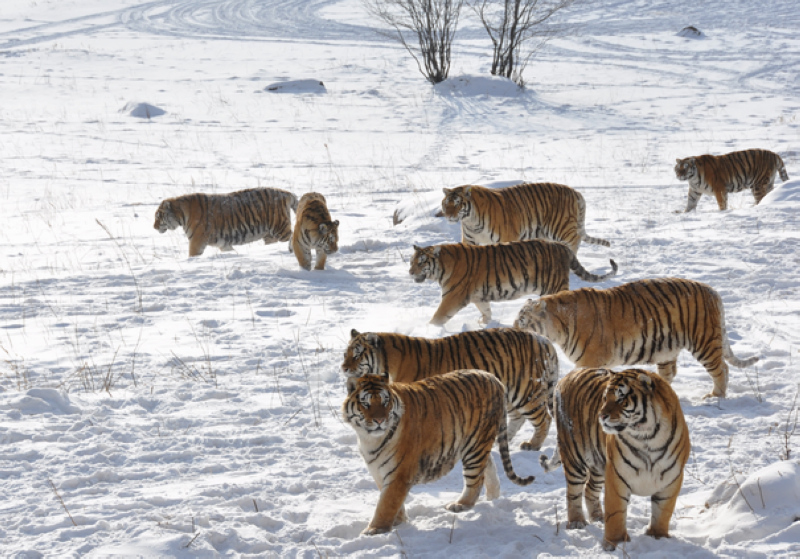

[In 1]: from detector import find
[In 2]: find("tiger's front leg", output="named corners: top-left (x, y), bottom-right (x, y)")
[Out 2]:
top-left (645, 471), bottom-right (684, 540)
top-left (363, 480), bottom-right (412, 535)
top-left (429, 294), bottom-right (468, 326)
top-left (602, 458), bottom-right (632, 551)
top-left (294, 246), bottom-right (313, 271)
top-left (188, 236), bottom-right (207, 257)
top-left (680, 186), bottom-right (701, 213)
top-left (314, 249), bottom-right (328, 270)
top-left (473, 301), bottom-right (492, 325)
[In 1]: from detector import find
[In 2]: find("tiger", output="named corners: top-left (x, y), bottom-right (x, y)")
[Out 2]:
top-left (342, 370), bottom-right (534, 535)
top-left (290, 192), bottom-right (339, 270)
top-left (539, 367), bottom-right (691, 551)
top-left (514, 277), bottom-right (759, 398)
top-left (342, 328), bottom-right (559, 450)
top-left (440, 182), bottom-right (610, 253)
top-left (153, 187), bottom-right (298, 257)
top-left (674, 148), bottom-right (789, 212)
top-left (410, 239), bottom-right (617, 326)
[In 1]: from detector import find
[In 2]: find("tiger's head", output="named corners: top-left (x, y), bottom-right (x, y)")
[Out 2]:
top-left (514, 299), bottom-right (550, 335)
top-left (674, 157), bottom-right (698, 182)
top-left (342, 329), bottom-right (385, 378)
top-left (409, 244), bottom-right (442, 283)
top-left (342, 375), bottom-right (404, 438)
top-left (599, 370), bottom-right (655, 435)
top-left (441, 186), bottom-right (473, 223)
top-left (315, 220), bottom-right (340, 254)
top-left (153, 199), bottom-right (183, 233)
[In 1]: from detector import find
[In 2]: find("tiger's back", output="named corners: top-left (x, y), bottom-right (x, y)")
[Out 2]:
top-left (675, 148), bottom-right (789, 211)
top-left (545, 367), bottom-right (690, 550)
top-left (153, 187), bottom-right (297, 257)
top-left (342, 328), bottom-right (560, 450)
top-left (514, 277), bottom-right (758, 398)
top-left (441, 182), bottom-right (610, 253)
top-left (410, 240), bottom-right (616, 325)
top-left (291, 192), bottom-right (339, 270)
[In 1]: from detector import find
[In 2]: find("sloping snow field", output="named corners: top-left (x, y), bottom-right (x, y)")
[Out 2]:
top-left (0, 0), bottom-right (799, 556)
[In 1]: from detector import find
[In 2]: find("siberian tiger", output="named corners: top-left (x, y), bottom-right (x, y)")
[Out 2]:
top-left (674, 148), bottom-right (789, 212)
top-left (540, 368), bottom-right (690, 551)
top-left (440, 182), bottom-right (610, 253)
top-left (342, 371), bottom-right (534, 535)
top-left (153, 187), bottom-right (298, 257)
top-left (514, 277), bottom-right (758, 398)
top-left (342, 328), bottom-right (559, 450)
top-left (291, 192), bottom-right (339, 270)
top-left (410, 240), bottom-right (617, 325)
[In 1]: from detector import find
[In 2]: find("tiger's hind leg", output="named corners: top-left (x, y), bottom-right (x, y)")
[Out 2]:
top-left (483, 455), bottom-right (501, 501)
top-left (752, 179), bottom-right (774, 205)
top-left (693, 345), bottom-right (728, 398)
top-left (506, 408), bottom-right (525, 444)
top-left (584, 469), bottom-right (605, 524)
top-left (516, 387), bottom-right (551, 451)
top-left (656, 360), bottom-right (678, 384)
top-left (446, 449), bottom-right (493, 512)
top-left (564, 465), bottom-right (589, 529)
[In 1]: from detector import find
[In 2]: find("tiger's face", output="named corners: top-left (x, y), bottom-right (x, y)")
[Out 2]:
top-left (674, 157), bottom-right (697, 181)
top-left (342, 330), bottom-right (384, 378)
top-left (153, 200), bottom-right (182, 233)
top-left (599, 372), bottom-right (653, 435)
top-left (409, 245), bottom-right (441, 283)
top-left (514, 299), bottom-right (549, 335)
top-left (441, 186), bottom-right (472, 223)
top-left (343, 375), bottom-right (403, 438)
top-left (316, 220), bottom-right (340, 254)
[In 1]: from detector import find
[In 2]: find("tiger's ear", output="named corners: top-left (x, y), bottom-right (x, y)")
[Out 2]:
top-left (443, 188), bottom-right (452, 195)
top-left (350, 329), bottom-right (360, 339)
top-left (463, 185), bottom-right (473, 198)
top-left (319, 223), bottom-right (328, 235)
top-left (346, 376), bottom-right (359, 395)
top-left (161, 200), bottom-right (171, 211)
top-left (365, 333), bottom-right (381, 347)
top-left (412, 244), bottom-right (422, 252)
top-left (433, 245), bottom-right (441, 257)
top-left (638, 373), bottom-right (655, 392)
top-left (333, 220), bottom-right (339, 227)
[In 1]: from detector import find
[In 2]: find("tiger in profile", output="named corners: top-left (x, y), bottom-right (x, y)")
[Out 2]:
top-left (154, 187), bottom-right (298, 257)
top-left (514, 277), bottom-right (758, 398)
top-left (540, 368), bottom-right (690, 551)
top-left (342, 370), bottom-right (534, 535)
top-left (674, 148), bottom-right (789, 212)
top-left (291, 192), bottom-right (339, 270)
top-left (342, 328), bottom-right (559, 450)
top-left (440, 182), bottom-right (610, 253)
top-left (410, 240), bottom-right (617, 325)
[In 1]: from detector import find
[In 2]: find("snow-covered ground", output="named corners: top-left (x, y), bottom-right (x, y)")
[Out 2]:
top-left (1, 0), bottom-right (799, 556)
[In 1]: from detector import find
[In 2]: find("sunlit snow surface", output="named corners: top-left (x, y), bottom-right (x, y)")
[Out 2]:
top-left (0, 0), bottom-right (799, 556)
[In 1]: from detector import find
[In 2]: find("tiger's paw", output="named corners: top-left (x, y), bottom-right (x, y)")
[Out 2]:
top-left (361, 525), bottom-right (391, 536)
top-left (602, 532), bottom-right (630, 551)
top-left (702, 391), bottom-right (726, 399)
top-left (566, 519), bottom-right (588, 530)
top-left (520, 441), bottom-right (541, 451)
top-left (445, 501), bottom-right (473, 513)
top-left (645, 526), bottom-right (670, 539)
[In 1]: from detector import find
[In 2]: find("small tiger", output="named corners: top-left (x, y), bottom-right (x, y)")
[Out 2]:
top-left (291, 192), bottom-right (339, 270)
top-left (342, 371), bottom-right (534, 535)
top-left (342, 328), bottom-right (559, 450)
top-left (674, 148), bottom-right (789, 212)
top-left (441, 182), bottom-right (610, 253)
top-left (154, 187), bottom-right (298, 257)
top-left (514, 277), bottom-right (758, 398)
top-left (539, 368), bottom-right (691, 551)
top-left (410, 240), bottom-right (617, 325)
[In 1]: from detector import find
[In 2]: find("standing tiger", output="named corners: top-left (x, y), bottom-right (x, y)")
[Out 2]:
top-left (540, 367), bottom-right (690, 551)
top-left (342, 328), bottom-right (559, 450)
top-left (674, 148), bottom-right (789, 212)
top-left (291, 192), bottom-right (339, 270)
top-left (514, 277), bottom-right (759, 398)
top-left (342, 371), bottom-right (534, 535)
top-left (440, 182), bottom-right (610, 253)
top-left (154, 187), bottom-right (298, 257)
top-left (410, 240), bottom-right (617, 326)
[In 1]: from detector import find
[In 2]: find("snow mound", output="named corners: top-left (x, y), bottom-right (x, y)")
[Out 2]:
top-left (678, 25), bottom-right (706, 39)
top-left (759, 179), bottom-right (800, 205)
top-left (434, 74), bottom-right (523, 97)
top-left (3, 388), bottom-right (80, 415)
top-left (120, 102), bottom-right (166, 119)
top-left (264, 79), bottom-right (327, 94)
top-left (687, 461), bottom-right (800, 544)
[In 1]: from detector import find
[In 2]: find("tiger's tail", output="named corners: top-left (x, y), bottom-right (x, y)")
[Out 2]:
top-left (723, 340), bottom-right (759, 368)
top-left (497, 410), bottom-right (535, 486)
top-left (569, 256), bottom-right (618, 283)
top-left (581, 233), bottom-right (611, 247)
top-left (777, 156), bottom-right (789, 182)
top-left (539, 449), bottom-right (562, 473)
top-left (576, 195), bottom-right (611, 247)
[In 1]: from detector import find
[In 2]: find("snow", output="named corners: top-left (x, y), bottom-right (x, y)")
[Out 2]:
top-left (0, 0), bottom-right (799, 556)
